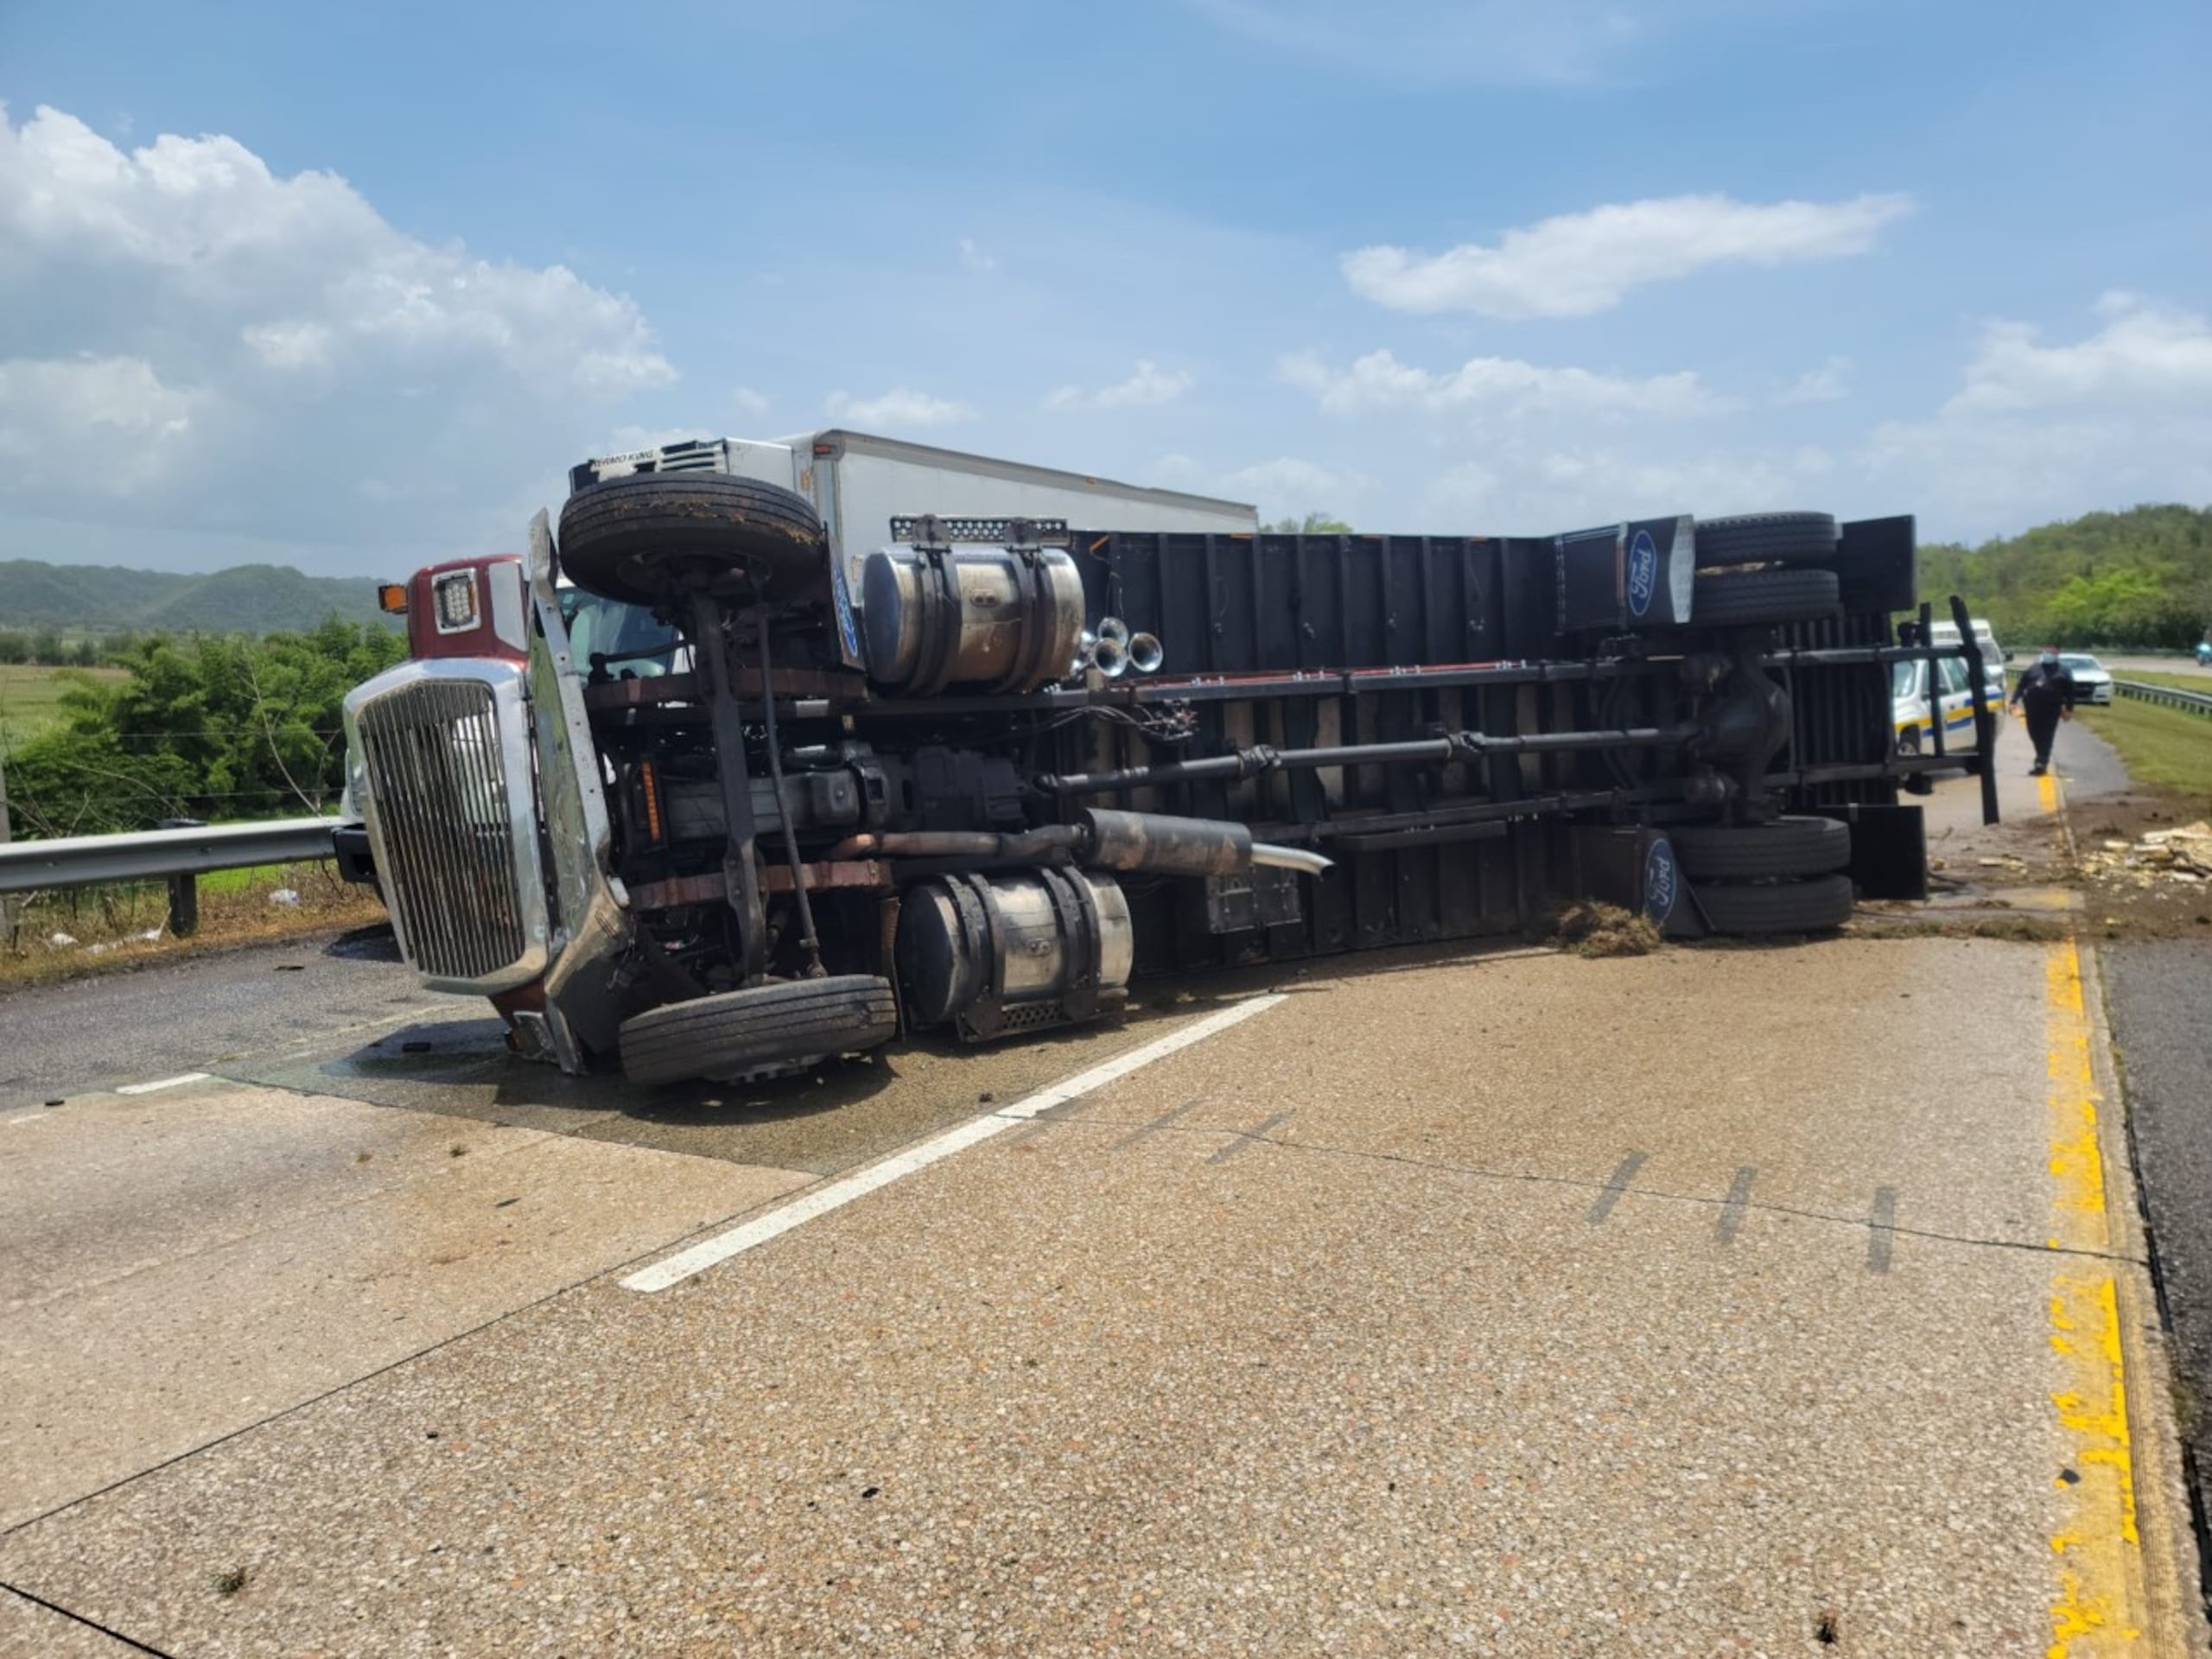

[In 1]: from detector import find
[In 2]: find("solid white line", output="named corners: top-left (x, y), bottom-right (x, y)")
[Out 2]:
top-left (620, 993), bottom-right (1289, 1294)
top-left (113, 1072), bottom-right (212, 1096)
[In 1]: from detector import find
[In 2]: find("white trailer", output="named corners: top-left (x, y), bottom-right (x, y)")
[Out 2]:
top-left (570, 429), bottom-right (1258, 591)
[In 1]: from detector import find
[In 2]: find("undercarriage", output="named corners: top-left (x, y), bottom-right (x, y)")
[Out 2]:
top-left (344, 474), bottom-right (1999, 1087)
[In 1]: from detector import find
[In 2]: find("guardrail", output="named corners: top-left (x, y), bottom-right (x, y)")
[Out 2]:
top-left (0, 817), bottom-right (341, 935)
top-left (2113, 679), bottom-right (2212, 717)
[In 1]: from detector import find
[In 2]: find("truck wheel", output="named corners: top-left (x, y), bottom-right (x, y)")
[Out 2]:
top-left (620, 976), bottom-right (897, 1087)
top-left (1692, 874), bottom-right (1854, 935)
top-left (1671, 816), bottom-right (1850, 880)
top-left (1692, 567), bottom-right (1840, 627)
top-left (1694, 511), bottom-right (1838, 568)
top-left (559, 474), bottom-right (828, 607)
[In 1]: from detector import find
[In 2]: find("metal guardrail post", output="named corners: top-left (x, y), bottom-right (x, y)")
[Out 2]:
top-left (157, 817), bottom-right (205, 936)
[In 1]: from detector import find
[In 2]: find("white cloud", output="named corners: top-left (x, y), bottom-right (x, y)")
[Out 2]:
top-left (1944, 292), bottom-right (2212, 413)
top-left (0, 354), bottom-right (200, 493)
top-left (1148, 452), bottom-right (1367, 516)
top-left (1044, 359), bottom-right (1195, 411)
top-left (1281, 347), bottom-right (1716, 418)
top-left (1779, 355), bottom-right (1852, 404)
top-left (0, 102), bottom-right (677, 563)
top-left (1865, 296), bottom-right (2212, 530)
top-left (241, 320), bottom-right (335, 371)
top-left (957, 237), bottom-right (997, 274)
top-left (1429, 442), bottom-right (1832, 524)
top-left (824, 386), bottom-right (975, 429)
top-left (1343, 193), bottom-right (1914, 318)
top-left (731, 385), bottom-right (769, 417)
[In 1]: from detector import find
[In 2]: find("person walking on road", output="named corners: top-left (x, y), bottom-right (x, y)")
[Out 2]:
top-left (2010, 645), bottom-right (2076, 777)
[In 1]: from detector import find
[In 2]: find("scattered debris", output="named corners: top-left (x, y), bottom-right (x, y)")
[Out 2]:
top-left (86, 927), bottom-right (164, 955)
top-left (211, 1566), bottom-right (250, 1597)
top-left (1548, 901), bottom-right (1661, 958)
top-left (2075, 820), bottom-right (2212, 888)
top-left (268, 887), bottom-right (301, 907)
top-left (47, 931), bottom-right (76, 948)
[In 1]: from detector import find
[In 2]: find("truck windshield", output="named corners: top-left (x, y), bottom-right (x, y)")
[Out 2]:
top-left (559, 591), bottom-right (679, 677)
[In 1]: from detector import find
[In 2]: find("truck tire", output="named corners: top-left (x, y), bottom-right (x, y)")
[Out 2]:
top-left (1692, 874), bottom-right (1854, 935)
top-left (1692, 567), bottom-right (1840, 627)
top-left (1694, 511), bottom-right (1838, 568)
top-left (559, 474), bottom-right (828, 607)
top-left (1670, 816), bottom-right (1850, 880)
top-left (620, 975), bottom-right (897, 1087)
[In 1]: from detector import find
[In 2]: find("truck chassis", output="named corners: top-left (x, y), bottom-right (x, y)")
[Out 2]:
top-left (344, 474), bottom-right (1997, 1086)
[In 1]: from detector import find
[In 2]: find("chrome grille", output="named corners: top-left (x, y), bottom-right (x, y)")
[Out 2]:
top-left (356, 678), bottom-right (530, 982)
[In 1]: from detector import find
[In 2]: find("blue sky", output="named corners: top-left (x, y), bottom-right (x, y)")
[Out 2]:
top-left (2, 0), bottom-right (2208, 575)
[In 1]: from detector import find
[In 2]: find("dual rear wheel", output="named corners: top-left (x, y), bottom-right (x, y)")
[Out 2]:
top-left (1672, 815), bottom-right (1855, 935)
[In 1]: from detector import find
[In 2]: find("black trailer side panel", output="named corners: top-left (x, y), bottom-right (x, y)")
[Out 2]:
top-left (1056, 524), bottom-right (1913, 970)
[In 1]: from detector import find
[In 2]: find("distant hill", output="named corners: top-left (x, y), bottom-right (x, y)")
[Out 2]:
top-left (0, 559), bottom-right (396, 635)
top-left (1919, 504), bottom-right (2212, 649)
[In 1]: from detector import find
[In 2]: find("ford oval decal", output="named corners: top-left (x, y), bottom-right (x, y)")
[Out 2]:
top-left (1626, 529), bottom-right (1659, 620)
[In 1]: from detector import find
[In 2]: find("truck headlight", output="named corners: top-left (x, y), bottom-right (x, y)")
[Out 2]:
top-left (433, 569), bottom-right (480, 633)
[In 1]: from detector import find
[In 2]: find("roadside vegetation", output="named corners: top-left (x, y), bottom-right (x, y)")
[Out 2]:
top-left (2075, 698), bottom-right (2212, 808)
top-left (0, 619), bottom-right (404, 837)
top-left (0, 663), bottom-right (130, 747)
top-left (2110, 667), bottom-right (2212, 692)
top-left (0, 618), bottom-right (404, 976)
top-left (1918, 503), bottom-right (2212, 649)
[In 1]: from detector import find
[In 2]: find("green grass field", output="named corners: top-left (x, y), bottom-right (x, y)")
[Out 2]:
top-left (0, 664), bottom-right (127, 748)
top-left (2075, 696), bottom-right (2212, 809)
top-left (2110, 667), bottom-right (2212, 694)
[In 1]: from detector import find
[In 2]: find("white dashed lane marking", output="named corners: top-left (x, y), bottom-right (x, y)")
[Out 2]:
top-left (113, 1073), bottom-right (212, 1096)
top-left (620, 995), bottom-right (1290, 1294)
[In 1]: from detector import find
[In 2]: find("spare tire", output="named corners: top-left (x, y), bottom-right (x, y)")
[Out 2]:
top-left (620, 975), bottom-right (897, 1086)
top-left (1693, 567), bottom-right (1841, 627)
top-left (559, 474), bottom-right (828, 607)
top-left (1692, 874), bottom-right (1854, 936)
top-left (1671, 816), bottom-right (1851, 880)
top-left (1694, 511), bottom-right (1839, 568)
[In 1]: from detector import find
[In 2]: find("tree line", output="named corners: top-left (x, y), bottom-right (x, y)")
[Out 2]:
top-left (2, 619), bottom-right (406, 837)
top-left (1918, 503), bottom-right (2212, 649)
top-left (0, 629), bottom-right (139, 667)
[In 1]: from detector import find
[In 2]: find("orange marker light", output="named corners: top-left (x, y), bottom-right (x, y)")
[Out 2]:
top-left (378, 583), bottom-right (410, 614)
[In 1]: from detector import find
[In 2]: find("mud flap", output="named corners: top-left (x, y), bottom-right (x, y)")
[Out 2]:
top-left (1815, 802), bottom-right (1929, 901)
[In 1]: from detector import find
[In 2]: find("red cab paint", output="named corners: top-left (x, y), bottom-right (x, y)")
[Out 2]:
top-left (401, 555), bottom-right (529, 661)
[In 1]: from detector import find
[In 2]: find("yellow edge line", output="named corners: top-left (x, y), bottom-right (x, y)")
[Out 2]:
top-left (2044, 921), bottom-right (2145, 1654)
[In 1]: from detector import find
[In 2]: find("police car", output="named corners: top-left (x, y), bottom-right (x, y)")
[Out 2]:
top-left (1892, 655), bottom-right (1983, 758)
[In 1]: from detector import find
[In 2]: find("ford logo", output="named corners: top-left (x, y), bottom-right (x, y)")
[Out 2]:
top-left (1643, 835), bottom-right (1678, 923)
top-left (1626, 529), bottom-right (1658, 620)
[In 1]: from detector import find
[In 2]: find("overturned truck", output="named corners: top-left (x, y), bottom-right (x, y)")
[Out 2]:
top-left (344, 454), bottom-right (1998, 1087)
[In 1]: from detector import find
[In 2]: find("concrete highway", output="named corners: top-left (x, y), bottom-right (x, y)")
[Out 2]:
top-left (2, 730), bottom-right (2207, 1657)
